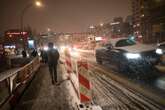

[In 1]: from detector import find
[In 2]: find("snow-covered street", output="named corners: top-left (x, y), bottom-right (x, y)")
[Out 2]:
top-left (89, 64), bottom-right (164, 110)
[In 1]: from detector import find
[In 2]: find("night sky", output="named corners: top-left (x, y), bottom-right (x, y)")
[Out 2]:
top-left (0, 0), bottom-right (131, 33)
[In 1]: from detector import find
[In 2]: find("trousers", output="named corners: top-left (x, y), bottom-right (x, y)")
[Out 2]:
top-left (48, 63), bottom-right (57, 84)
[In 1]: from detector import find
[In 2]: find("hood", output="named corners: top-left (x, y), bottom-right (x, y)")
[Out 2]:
top-left (116, 43), bottom-right (157, 53)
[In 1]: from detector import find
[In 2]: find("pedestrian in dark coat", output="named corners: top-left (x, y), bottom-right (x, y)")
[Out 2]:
top-left (47, 42), bottom-right (60, 85)
top-left (40, 50), bottom-right (48, 63)
top-left (31, 49), bottom-right (38, 57)
top-left (22, 50), bottom-right (27, 58)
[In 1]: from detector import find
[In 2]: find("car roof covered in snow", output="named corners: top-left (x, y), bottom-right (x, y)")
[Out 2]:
top-left (107, 38), bottom-right (157, 53)
top-left (157, 42), bottom-right (165, 46)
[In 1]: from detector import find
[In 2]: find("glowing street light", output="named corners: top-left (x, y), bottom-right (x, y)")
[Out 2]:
top-left (35, 1), bottom-right (42, 7)
top-left (21, 1), bottom-right (43, 50)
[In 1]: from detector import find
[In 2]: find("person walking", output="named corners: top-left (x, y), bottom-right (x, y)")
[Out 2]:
top-left (47, 42), bottom-right (60, 85)
top-left (22, 50), bottom-right (27, 58)
top-left (31, 49), bottom-right (38, 57)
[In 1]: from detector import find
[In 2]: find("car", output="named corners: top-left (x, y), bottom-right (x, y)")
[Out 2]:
top-left (155, 42), bottom-right (165, 72)
top-left (155, 42), bottom-right (165, 55)
top-left (95, 38), bottom-right (159, 76)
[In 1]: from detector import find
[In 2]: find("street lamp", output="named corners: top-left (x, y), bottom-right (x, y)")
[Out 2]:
top-left (35, 1), bottom-right (42, 7)
top-left (21, 1), bottom-right (42, 50)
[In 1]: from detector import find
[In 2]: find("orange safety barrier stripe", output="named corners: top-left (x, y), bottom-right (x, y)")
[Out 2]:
top-left (66, 59), bottom-right (72, 68)
top-left (78, 74), bottom-right (90, 89)
top-left (77, 61), bottom-right (88, 70)
top-left (80, 93), bottom-right (91, 102)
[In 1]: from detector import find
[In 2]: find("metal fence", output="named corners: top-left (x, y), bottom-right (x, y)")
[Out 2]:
top-left (0, 57), bottom-right (40, 109)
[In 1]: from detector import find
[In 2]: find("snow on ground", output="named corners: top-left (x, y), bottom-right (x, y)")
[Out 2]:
top-left (14, 64), bottom-right (79, 110)
top-left (89, 67), bottom-right (164, 110)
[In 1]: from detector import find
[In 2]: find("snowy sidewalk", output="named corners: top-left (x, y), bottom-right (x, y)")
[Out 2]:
top-left (14, 63), bottom-right (78, 110)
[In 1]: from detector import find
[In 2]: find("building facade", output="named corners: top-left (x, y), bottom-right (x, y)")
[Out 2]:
top-left (131, 0), bottom-right (144, 41)
top-left (110, 17), bottom-right (132, 38)
top-left (131, 0), bottom-right (165, 43)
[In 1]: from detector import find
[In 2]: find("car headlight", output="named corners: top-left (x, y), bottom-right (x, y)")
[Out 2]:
top-left (43, 46), bottom-right (48, 51)
top-left (125, 53), bottom-right (141, 59)
top-left (156, 48), bottom-right (163, 55)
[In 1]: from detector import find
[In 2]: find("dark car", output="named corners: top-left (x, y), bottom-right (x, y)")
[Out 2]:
top-left (95, 38), bottom-right (159, 77)
top-left (155, 42), bottom-right (165, 72)
top-left (155, 42), bottom-right (165, 55)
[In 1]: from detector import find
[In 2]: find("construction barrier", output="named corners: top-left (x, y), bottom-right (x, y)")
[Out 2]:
top-left (0, 57), bottom-right (40, 109)
top-left (62, 48), bottom-right (103, 109)
top-left (63, 48), bottom-right (92, 102)
top-left (57, 47), bottom-right (103, 109)
top-left (64, 48), bottom-right (73, 75)
top-left (63, 48), bottom-right (80, 99)
top-left (78, 59), bottom-right (91, 103)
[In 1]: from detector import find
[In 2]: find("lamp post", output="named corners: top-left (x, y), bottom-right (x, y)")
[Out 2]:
top-left (21, 1), bottom-right (42, 50)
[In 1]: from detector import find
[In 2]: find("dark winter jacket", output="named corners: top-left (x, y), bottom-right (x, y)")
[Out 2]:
top-left (47, 49), bottom-right (60, 65)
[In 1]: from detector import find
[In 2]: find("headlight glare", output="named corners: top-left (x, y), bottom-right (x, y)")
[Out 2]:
top-left (156, 48), bottom-right (163, 55)
top-left (125, 53), bottom-right (141, 59)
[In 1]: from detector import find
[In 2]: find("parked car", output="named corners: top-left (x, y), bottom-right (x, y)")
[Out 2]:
top-left (95, 38), bottom-right (159, 78)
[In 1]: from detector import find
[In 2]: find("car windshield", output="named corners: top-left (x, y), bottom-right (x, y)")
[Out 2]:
top-left (159, 44), bottom-right (165, 49)
top-left (115, 39), bottom-right (136, 47)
